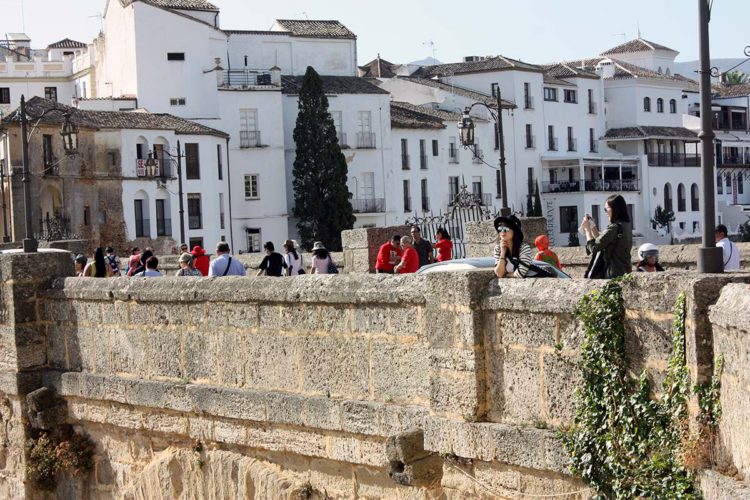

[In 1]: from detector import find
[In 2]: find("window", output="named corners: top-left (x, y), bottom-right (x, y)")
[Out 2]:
top-left (643, 97), bottom-right (651, 112)
top-left (691, 184), bottom-right (699, 211)
top-left (419, 139), bottom-right (427, 169)
top-left (472, 176), bottom-right (483, 203)
top-left (134, 199), bottom-right (148, 238)
top-left (42, 134), bottom-right (53, 165)
top-left (83, 206), bottom-right (90, 226)
top-left (403, 180), bottom-right (411, 212)
top-left (559, 206), bottom-right (578, 233)
top-left (739, 173), bottom-right (744, 194)
top-left (0, 88), bottom-right (9, 104)
top-left (170, 98), bottom-right (186, 106)
top-left (494, 123), bottom-right (500, 150)
top-left (627, 204), bottom-right (635, 229)
top-left (589, 128), bottom-right (596, 152)
top-left (357, 111), bottom-right (375, 148)
top-left (524, 82), bottom-right (532, 109)
top-left (567, 127), bottom-right (576, 151)
top-left (432, 139), bottom-right (439, 156)
top-left (156, 199), bottom-right (170, 236)
top-left (664, 183), bottom-right (673, 212)
top-left (217, 144), bottom-right (223, 180)
top-left (726, 173), bottom-right (732, 194)
top-left (525, 124), bottom-right (534, 149)
top-left (448, 137), bottom-right (458, 163)
top-left (185, 143), bottom-right (200, 179)
top-left (401, 138), bottom-right (409, 169)
top-left (246, 229), bottom-right (261, 253)
top-left (136, 143), bottom-right (145, 160)
top-left (219, 193), bottom-right (225, 230)
top-left (331, 111), bottom-right (345, 146)
top-left (244, 174), bottom-right (259, 199)
top-left (44, 87), bottom-right (57, 102)
top-left (495, 170), bottom-right (502, 198)
top-left (449, 176), bottom-right (460, 202)
top-left (543, 87), bottom-right (558, 101)
top-left (167, 52), bottom-right (185, 61)
top-left (563, 89), bottom-right (577, 103)
top-left (657, 98), bottom-right (664, 113)
top-left (591, 205), bottom-right (600, 230)
top-left (717, 174), bottom-right (723, 194)
top-left (587, 89), bottom-right (595, 113)
top-left (548, 125), bottom-right (556, 151)
top-left (187, 193), bottom-right (202, 230)
top-left (239, 109), bottom-right (260, 147)
top-left (669, 99), bottom-right (677, 114)
top-left (677, 183), bottom-right (686, 212)
top-left (491, 83), bottom-right (500, 97)
top-left (421, 179), bottom-right (429, 211)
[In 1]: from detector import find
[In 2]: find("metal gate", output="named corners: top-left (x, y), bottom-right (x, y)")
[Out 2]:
top-left (406, 185), bottom-right (496, 259)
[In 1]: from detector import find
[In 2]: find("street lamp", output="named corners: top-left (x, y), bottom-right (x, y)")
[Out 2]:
top-left (0, 159), bottom-right (9, 242)
top-left (457, 86), bottom-right (511, 216)
top-left (19, 95), bottom-right (79, 252)
top-left (150, 142), bottom-right (186, 245)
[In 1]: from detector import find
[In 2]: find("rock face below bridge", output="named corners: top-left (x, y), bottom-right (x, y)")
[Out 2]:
top-left (0, 250), bottom-right (747, 498)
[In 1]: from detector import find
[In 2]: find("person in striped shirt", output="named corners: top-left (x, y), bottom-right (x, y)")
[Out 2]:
top-left (493, 215), bottom-right (534, 279)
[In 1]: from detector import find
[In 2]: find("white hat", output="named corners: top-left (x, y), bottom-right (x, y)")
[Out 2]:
top-left (312, 241), bottom-right (326, 251)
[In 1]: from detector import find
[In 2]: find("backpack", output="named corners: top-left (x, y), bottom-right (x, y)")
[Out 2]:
top-left (326, 256), bottom-right (338, 275)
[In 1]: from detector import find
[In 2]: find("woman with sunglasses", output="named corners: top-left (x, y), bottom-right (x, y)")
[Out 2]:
top-left (493, 215), bottom-right (534, 279)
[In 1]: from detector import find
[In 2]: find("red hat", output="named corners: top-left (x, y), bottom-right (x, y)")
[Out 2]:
top-left (191, 246), bottom-right (205, 256)
top-left (534, 235), bottom-right (550, 251)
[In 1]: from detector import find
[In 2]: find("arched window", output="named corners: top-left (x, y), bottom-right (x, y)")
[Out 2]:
top-left (691, 183), bottom-right (699, 211)
top-left (657, 98), bottom-right (664, 113)
top-left (664, 183), bottom-right (673, 212)
top-left (677, 183), bottom-right (686, 212)
top-left (133, 190), bottom-right (150, 238)
top-left (669, 99), bottom-right (677, 114)
top-left (644, 97), bottom-right (651, 112)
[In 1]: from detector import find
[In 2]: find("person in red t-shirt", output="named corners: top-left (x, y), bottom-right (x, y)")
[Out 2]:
top-left (433, 227), bottom-right (453, 262)
top-left (375, 235), bottom-right (402, 273)
top-left (394, 236), bottom-right (419, 274)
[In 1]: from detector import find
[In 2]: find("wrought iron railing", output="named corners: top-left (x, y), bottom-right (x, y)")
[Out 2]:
top-left (36, 214), bottom-right (79, 241)
top-left (351, 198), bottom-right (384, 213)
top-left (584, 179), bottom-right (640, 192)
top-left (222, 70), bottom-right (274, 87)
top-left (240, 131), bottom-right (262, 148)
top-left (356, 132), bottom-right (376, 149)
top-left (542, 181), bottom-right (581, 193)
top-left (647, 153), bottom-right (701, 167)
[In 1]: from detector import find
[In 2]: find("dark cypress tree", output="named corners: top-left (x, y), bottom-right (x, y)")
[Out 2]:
top-left (292, 67), bottom-right (355, 250)
top-left (533, 181), bottom-right (543, 217)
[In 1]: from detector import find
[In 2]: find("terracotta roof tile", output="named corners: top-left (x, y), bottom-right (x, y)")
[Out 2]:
top-left (359, 57), bottom-right (398, 78)
top-left (1, 97), bottom-right (228, 138)
top-left (603, 126), bottom-right (698, 140)
top-left (542, 62), bottom-right (599, 80)
top-left (47, 38), bottom-right (87, 49)
top-left (411, 55), bottom-right (542, 78)
top-left (713, 82), bottom-right (750, 98)
top-left (274, 20), bottom-right (356, 39)
top-left (601, 38), bottom-right (678, 56)
top-left (392, 77), bottom-right (516, 109)
top-left (121, 0), bottom-right (218, 10)
top-left (390, 102), bottom-right (447, 129)
top-left (281, 75), bottom-right (389, 95)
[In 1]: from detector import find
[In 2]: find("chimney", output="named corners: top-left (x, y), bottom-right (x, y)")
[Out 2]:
top-left (270, 65), bottom-right (282, 86)
top-left (595, 59), bottom-right (616, 79)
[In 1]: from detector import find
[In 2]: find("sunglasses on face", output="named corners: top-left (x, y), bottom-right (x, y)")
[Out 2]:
top-left (497, 226), bottom-right (512, 234)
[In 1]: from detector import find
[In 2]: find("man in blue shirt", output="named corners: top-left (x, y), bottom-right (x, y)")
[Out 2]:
top-left (208, 242), bottom-right (246, 276)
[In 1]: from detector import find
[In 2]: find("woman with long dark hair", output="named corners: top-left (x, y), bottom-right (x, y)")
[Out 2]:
top-left (581, 194), bottom-right (633, 278)
top-left (493, 215), bottom-right (534, 279)
top-left (433, 227), bottom-right (453, 262)
top-left (83, 247), bottom-right (112, 278)
top-left (283, 239), bottom-right (304, 276)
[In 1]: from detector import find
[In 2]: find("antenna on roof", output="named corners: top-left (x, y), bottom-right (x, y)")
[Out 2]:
top-left (21, 0), bottom-right (26, 33)
top-left (637, 22), bottom-right (641, 39)
top-left (423, 40), bottom-right (436, 62)
top-left (89, 12), bottom-right (103, 33)
top-left (302, 11), bottom-right (309, 20)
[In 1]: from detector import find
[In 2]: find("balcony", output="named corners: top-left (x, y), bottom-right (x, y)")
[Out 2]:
top-left (448, 147), bottom-right (460, 164)
top-left (401, 154), bottom-right (410, 170)
top-left (588, 101), bottom-right (597, 115)
top-left (567, 138), bottom-right (577, 152)
top-left (584, 179), bottom-right (640, 192)
top-left (542, 181), bottom-right (581, 193)
top-left (222, 70), bottom-right (275, 88)
top-left (647, 153), bottom-right (701, 167)
top-left (240, 130), bottom-right (262, 148)
top-left (351, 198), bottom-right (385, 214)
top-left (136, 159), bottom-right (174, 179)
top-left (525, 136), bottom-right (536, 149)
top-left (473, 193), bottom-right (492, 206)
top-left (472, 148), bottom-right (484, 164)
top-left (337, 132), bottom-right (349, 149)
top-left (719, 154), bottom-right (750, 167)
top-left (421, 196), bottom-right (430, 211)
top-left (524, 96), bottom-right (534, 110)
top-left (420, 154), bottom-right (428, 170)
top-left (357, 132), bottom-right (377, 149)
top-left (548, 137), bottom-right (558, 151)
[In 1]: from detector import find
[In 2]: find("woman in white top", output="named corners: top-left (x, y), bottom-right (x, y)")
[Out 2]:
top-left (283, 239), bottom-right (304, 276)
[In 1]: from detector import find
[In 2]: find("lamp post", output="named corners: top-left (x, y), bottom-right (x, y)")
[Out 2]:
top-left (150, 142), bottom-right (185, 245)
top-left (696, 0), bottom-right (723, 273)
top-left (0, 158), bottom-right (9, 242)
top-left (457, 87), bottom-right (511, 216)
top-left (18, 95), bottom-right (78, 252)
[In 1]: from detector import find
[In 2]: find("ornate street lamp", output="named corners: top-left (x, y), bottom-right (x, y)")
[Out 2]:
top-left (458, 112), bottom-right (475, 146)
top-left (60, 112), bottom-right (78, 155)
top-left (150, 142), bottom-right (186, 245)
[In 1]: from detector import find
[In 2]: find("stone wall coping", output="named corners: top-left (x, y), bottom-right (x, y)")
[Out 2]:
top-left (709, 283), bottom-right (750, 334)
top-left (55, 372), bottom-right (429, 439)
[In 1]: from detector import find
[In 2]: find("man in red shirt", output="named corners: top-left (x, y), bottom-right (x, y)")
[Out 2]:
top-left (394, 236), bottom-right (419, 274)
top-left (375, 235), bottom-right (402, 274)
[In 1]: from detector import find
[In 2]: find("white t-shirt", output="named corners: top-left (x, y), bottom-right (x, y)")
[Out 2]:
top-left (284, 252), bottom-right (304, 276)
top-left (717, 237), bottom-right (741, 271)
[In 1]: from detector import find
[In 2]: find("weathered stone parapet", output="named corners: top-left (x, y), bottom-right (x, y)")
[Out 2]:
top-left (341, 225), bottom-right (410, 273)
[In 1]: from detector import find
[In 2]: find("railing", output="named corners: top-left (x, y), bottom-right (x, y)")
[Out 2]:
top-left (337, 132), bottom-right (348, 148)
top-left (548, 137), bottom-right (558, 151)
top-left (472, 148), bottom-right (484, 164)
top-left (357, 132), bottom-right (376, 149)
top-left (473, 193), bottom-right (492, 206)
top-left (188, 216), bottom-right (202, 230)
top-left (351, 198), bottom-right (385, 213)
top-left (135, 218), bottom-right (150, 238)
top-left (542, 181), bottom-right (581, 193)
top-left (401, 154), bottom-right (410, 170)
top-left (156, 218), bottom-right (172, 237)
top-left (37, 214), bottom-right (78, 241)
top-left (136, 159), bottom-right (174, 178)
top-left (403, 197), bottom-right (412, 212)
top-left (421, 196), bottom-right (430, 211)
top-left (584, 179), bottom-right (640, 192)
top-left (588, 101), bottom-right (597, 114)
top-left (524, 96), bottom-right (534, 110)
top-left (449, 146), bottom-right (460, 164)
top-left (222, 70), bottom-right (274, 87)
top-left (240, 130), bottom-right (262, 148)
top-left (647, 153), bottom-right (701, 167)
top-left (525, 136), bottom-right (536, 149)
top-left (420, 154), bottom-right (428, 170)
top-left (43, 163), bottom-right (59, 176)
top-left (720, 155), bottom-right (750, 166)
top-left (567, 138), bottom-right (577, 152)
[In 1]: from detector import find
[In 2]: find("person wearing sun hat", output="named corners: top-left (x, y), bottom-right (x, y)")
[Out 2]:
top-left (493, 214), bottom-right (534, 279)
top-left (191, 245), bottom-right (210, 276)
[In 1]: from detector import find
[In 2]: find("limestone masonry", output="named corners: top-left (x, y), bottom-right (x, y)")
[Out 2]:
top-left (0, 250), bottom-right (747, 498)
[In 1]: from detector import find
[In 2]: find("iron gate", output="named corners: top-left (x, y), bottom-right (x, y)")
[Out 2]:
top-left (406, 185), bottom-right (497, 259)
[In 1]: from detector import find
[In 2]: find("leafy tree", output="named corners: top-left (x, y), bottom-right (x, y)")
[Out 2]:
top-left (651, 205), bottom-right (676, 244)
top-left (292, 67), bottom-right (355, 250)
top-left (723, 70), bottom-right (747, 84)
top-left (739, 219), bottom-right (750, 242)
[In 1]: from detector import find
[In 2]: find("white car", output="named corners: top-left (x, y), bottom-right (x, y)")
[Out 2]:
top-left (417, 257), bottom-right (571, 278)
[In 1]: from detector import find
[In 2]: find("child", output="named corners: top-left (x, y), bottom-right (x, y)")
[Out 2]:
top-left (533, 235), bottom-right (562, 270)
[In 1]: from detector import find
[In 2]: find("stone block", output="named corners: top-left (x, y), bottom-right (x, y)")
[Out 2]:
top-left (182, 330), bottom-right (216, 382)
top-left (327, 435), bottom-right (386, 466)
top-left (110, 329), bottom-right (146, 375)
top-left (145, 329), bottom-right (181, 379)
top-left (493, 311), bottom-right (559, 348)
top-left (428, 348), bottom-right (481, 372)
top-left (126, 379), bottom-right (189, 412)
top-left (488, 348), bottom-right (541, 424)
top-left (316, 305), bottom-right (351, 333)
top-left (377, 405), bottom-right (429, 436)
top-left (299, 337), bottom-right (370, 399)
top-left (141, 411), bottom-right (188, 435)
top-left (371, 341), bottom-right (429, 404)
top-left (341, 400), bottom-right (379, 435)
top-left (216, 329), bottom-right (244, 387)
top-left (341, 228), bottom-right (369, 250)
top-left (300, 396), bottom-right (341, 431)
top-left (244, 334), bottom-right (299, 392)
top-left (245, 425), bottom-right (327, 458)
top-left (385, 429), bottom-right (431, 464)
top-left (187, 385), bottom-right (266, 422)
top-left (429, 373), bottom-right (484, 420)
top-left (491, 424), bottom-right (548, 470)
top-left (225, 303), bottom-right (258, 330)
top-left (624, 312), bottom-right (673, 367)
top-left (258, 304), bottom-right (283, 331)
top-left (264, 392), bottom-right (305, 426)
top-left (351, 307), bottom-right (389, 334)
top-left (541, 353), bottom-right (580, 425)
top-left (99, 301), bottom-right (128, 325)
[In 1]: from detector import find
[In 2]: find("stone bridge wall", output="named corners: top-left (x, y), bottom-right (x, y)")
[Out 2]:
top-left (0, 249), bottom-right (749, 498)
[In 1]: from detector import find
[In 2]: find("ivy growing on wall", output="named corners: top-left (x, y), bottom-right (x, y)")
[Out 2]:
top-left (562, 279), bottom-right (722, 499)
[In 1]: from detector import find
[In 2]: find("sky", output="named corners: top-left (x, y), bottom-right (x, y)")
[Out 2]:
top-left (1, 0), bottom-right (748, 66)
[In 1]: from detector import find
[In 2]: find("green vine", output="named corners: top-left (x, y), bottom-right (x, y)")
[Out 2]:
top-left (26, 427), bottom-right (95, 490)
top-left (561, 281), bottom-right (711, 499)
